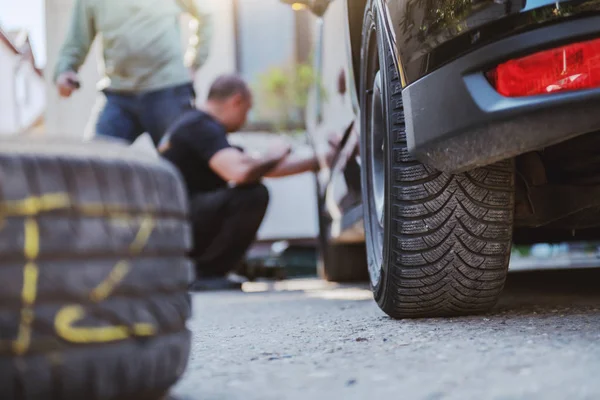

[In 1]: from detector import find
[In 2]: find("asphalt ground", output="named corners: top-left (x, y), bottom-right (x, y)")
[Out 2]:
top-left (172, 268), bottom-right (600, 400)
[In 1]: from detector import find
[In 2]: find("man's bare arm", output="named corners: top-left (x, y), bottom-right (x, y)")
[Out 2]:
top-left (209, 146), bottom-right (290, 185)
top-left (54, 0), bottom-right (96, 82)
top-left (263, 154), bottom-right (319, 178)
top-left (264, 136), bottom-right (339, 178)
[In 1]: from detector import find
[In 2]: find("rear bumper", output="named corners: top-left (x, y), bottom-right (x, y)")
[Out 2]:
top-left (403, 16), bottom-right (600, 173)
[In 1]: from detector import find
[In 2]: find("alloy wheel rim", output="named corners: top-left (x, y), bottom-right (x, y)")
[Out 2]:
top-left (370, 70), bottom-right (386, 230)
top-left (364, 26), bottom-right (386, 287)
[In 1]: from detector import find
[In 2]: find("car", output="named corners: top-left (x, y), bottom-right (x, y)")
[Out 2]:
top-left (279, 0), bottom-right (600, 319)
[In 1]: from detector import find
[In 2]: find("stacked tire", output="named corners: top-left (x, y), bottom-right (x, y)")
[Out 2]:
top-left (0, 138), bottom-right (193, 399)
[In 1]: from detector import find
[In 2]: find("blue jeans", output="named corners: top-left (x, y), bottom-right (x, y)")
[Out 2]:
top-left (94, 83), bottom-right (195, 146)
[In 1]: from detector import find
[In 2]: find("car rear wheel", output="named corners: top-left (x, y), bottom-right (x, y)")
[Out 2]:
top-left (318, 241), bottom-right (369, 283)
top-left (359, 0), bottom-right (516, 318)
top-left (316, 190), bottom-right (369, 283)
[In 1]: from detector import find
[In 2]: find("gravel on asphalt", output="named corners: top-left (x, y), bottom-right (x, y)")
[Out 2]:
top-left (172, 269), bottom-right (600, 400)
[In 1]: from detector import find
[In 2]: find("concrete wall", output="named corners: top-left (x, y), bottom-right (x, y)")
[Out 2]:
top-left (45, 0), bottom-right (101, 137)
top-left (0, 43), bottom-right (18, 135)
top-left (0, 42), bottom-right (46, 135)
top-left (15, 62), bottom-right (46, 132)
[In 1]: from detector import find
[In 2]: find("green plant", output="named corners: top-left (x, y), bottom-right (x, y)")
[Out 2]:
top-left (253, 61), bottom-right (326, 132)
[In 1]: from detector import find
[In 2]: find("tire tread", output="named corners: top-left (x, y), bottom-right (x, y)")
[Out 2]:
top-left (373, 30), bottom-right (514, 318)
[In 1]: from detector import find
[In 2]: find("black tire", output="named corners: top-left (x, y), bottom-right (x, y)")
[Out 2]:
top-left (318, 242), bottom-right (369, 283)
top-left (0, 138), bottom-right (193, 399)
top-left (359, 1), bottom-right (515, 318)
top-left (316, 180), bottom-right (368, 283)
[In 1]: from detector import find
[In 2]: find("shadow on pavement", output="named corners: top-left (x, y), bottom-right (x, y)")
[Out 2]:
top-left (504, 268), bottom-right (600, 294)
top-left (494, 268), bottom-right (600, 313)
top-left (193, 268), bottom-right (600, 312)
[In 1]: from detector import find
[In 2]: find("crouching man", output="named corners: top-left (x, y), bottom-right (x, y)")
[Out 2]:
top-left (160, 75), bottom-right (335, 291)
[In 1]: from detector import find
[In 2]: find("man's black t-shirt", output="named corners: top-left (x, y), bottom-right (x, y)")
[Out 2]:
top-left (162, 110), bottom-right (231, 196)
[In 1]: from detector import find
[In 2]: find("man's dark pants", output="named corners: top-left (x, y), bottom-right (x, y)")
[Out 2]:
top-left (189, 184), bottom-right (270, 278)
top-left (95, 83), bottom-right (195, 145)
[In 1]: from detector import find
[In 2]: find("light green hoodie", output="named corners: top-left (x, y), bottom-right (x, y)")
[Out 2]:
top-left (53, 0), bottom-right (212, 92)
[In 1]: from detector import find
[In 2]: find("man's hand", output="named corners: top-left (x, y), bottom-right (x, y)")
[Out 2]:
top-left (56, 71), bottom-right (81, 98)
top-left (325, 132), bottom-right (342, 168)
top-left (327, 131), bottom-right (343, 149)
top-left (209, 142), bottom-right (291, 186)
top-left (325, 144), bottom-right (337, 168)
top-left (265, 140), bottom-right (292, 161)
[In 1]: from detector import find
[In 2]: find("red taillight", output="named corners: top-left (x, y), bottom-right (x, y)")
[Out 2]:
top-left (487, 37), bottom-right (600, 97)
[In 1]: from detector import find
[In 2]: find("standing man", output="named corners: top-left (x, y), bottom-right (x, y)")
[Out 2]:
top-left (54, 0), bottom-right (211, 146)
top-left (160, 75), bottom-right (336, 291)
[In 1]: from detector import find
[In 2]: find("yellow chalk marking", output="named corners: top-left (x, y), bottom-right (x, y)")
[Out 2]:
top-left (0, 193), bottom-right (154, 221)
top-left (129, 215), bottom-right (155, 254)
top-left (24, 218), bottom-right (40, 260)
top-left (89, 215), bottom-right (154, 303)
top-left (55, 306), bottom-right (155, 344)
top-left (1, 193), bottom-right (71, 216)
top-left (59, 214), bottom-right (156, 343)
top-left (12, 308), bottom-right (34, 355)
top-left (89, 261), bottom-right (131, 302)
top-left (12, 219), bottom-right (41, 355)
top-left (78, 204), bottom-right (154, 221)
top-left (0, 193), bottom-right (70, 237)
top-left (0, 192), bottom-right (160, 350)
top-left (21, 261), bottom-right (39, 306)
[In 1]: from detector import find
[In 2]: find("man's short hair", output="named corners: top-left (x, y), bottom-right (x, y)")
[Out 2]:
top-left (207, 75), bottom-right (251, 102)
